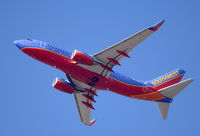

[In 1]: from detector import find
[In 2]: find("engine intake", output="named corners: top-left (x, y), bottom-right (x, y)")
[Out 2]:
top-left (52, 78), bottom-right (74, 94)
top-left (71, 50), bottom-right (94, 65)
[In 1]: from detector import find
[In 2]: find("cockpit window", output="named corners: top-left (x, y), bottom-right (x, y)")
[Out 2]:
top-left (27, 39), bottom-right (33, 41)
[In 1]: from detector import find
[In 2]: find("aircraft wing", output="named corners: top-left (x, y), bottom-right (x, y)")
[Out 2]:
top-left (73, 90), bottom-right (96, 126)
top-left (67, 75), bottom-right (97, 126)
top-left (93, 20), bottom-right (165, 68)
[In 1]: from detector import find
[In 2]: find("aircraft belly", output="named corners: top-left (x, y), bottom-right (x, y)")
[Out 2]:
top-left (69, 64), bottom-right (109, 90)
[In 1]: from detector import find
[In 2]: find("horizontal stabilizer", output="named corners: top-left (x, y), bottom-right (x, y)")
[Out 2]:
top-left (157, 102), bottom-right (169, 120)
top-left (158, 78), bottom-right (194, 98)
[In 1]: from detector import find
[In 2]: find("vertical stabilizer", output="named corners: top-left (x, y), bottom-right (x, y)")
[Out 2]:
top-left (157, 102), bottom-right (169, 120)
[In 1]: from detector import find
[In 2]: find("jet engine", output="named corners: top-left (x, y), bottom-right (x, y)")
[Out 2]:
top-left (71, 50), bottom-right (94, 65)
top-left (52, 78), bottom-right (74, 94)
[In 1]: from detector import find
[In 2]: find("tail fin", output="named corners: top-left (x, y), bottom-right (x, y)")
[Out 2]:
top-left (157, 102), bottom-right (169, 120)
top-left (157, 78), bottom-right (194, 120)
top-left (149, 69), bottom-right (186, 90)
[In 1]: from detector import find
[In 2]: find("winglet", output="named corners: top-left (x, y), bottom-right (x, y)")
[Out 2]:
top-left (89, 119), bottom-right (96, 126)
top-left (149, 20), bottom-right (165, 32)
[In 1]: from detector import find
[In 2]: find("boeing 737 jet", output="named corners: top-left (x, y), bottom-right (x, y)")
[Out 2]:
top-left (15, 20), bottom-right (193, 126)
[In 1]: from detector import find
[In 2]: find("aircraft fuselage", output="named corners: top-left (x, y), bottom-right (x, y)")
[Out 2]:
top-left (15, 39), bottom-right (184, 103)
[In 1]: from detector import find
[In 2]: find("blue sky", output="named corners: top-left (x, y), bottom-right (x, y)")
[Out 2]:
top-left (1, 0), bottom-right (200, 135)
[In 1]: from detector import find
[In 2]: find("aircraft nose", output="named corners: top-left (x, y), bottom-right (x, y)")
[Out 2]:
top-left (14, 40), bottom-right (25, 50)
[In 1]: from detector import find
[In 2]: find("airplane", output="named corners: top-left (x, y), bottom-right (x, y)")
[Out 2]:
top-left (14, 20), bottom-right (193, 126)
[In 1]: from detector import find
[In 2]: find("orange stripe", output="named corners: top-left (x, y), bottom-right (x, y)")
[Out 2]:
top-left (130, 91), bottom-right (166, 101)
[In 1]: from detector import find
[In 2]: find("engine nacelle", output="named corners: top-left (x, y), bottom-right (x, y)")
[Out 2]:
top-left (52, 78), bottom-right (74, 94)
top-left (71, 50), bottom-right (94, 65)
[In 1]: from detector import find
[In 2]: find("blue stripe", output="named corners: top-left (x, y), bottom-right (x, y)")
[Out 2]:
top-left (155, 97), bottom-right (173, 103)
top-left (44, 43), bottom-right (72, 58)
top-left (110, 72), bottom-right (145, 86)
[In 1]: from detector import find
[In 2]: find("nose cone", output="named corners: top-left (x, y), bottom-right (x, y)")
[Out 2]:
top-left (14, 40), bottom-right (25, 50)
